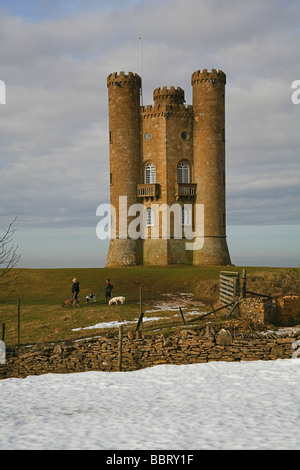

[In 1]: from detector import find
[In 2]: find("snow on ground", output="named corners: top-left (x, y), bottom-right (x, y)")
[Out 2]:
top-left (72, 316), bottom-right (166, 331)
top-left (73, 294), bottom-right (205, 332)
top-left (0, 359), bottom-right (299, 450)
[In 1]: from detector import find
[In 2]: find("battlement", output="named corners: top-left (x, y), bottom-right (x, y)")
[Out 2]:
top-left (153, 86), bottom-right (185, 105)
top-left (191, 69), bottom-right (226, 85)
top-left (107, 71), bottom-right (141, 88)
top-left (140, 103), bottom-right (192, 119)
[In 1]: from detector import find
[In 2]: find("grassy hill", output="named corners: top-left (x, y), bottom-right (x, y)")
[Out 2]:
top-left (0, 266), bottom-right (298, 346)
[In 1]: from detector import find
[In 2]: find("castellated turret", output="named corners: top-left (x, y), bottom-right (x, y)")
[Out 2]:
top-left (106, 72), bottom-right (142, 266)
top-left (191, 69), bottom-right (231, 265)
top-left (105, 69), bottom-right (231, 266)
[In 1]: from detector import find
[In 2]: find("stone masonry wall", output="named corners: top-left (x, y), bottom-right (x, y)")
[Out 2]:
top-left (1, 327), bottom-right (299, 380)
top-left (239, 295), bottom-right (300, 326)
top-left (239, 297), bottom-right (277, 324)
top-left (277, 296), bottom-right (300, 326)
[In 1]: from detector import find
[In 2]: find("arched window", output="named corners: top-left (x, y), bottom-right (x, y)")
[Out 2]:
top-left (177, 162), bottom-right (190, 183)
top-left (145, 163), bottom-right (156, 184)
top-left (146, 207), bottom-right (154, 226)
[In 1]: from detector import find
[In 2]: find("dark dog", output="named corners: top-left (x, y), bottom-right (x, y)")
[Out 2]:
top-left (62, 298), bottom-right (79, 307)
top-left (85, 293), bottom-right (96, 303)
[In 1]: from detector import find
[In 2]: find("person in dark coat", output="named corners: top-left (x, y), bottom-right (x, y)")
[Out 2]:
top-left (105, 278), bottom-right (113, 303)
top-left (72, 278), bottom-right (80, 303)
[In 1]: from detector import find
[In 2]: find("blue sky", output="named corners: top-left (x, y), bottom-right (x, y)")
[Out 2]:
top-left (0, 0), bottom-right (299, 268)
top-left (0, 0), bottom-right (145, 21)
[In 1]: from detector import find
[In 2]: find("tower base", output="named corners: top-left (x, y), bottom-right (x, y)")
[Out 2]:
top-left (193, 236), bottom-right (231, 266)
top-left (143, 239), bottom-right (193, 266)
top-left (105, 239), bottom-right (142, 267)
top-left (105, 237), bottom-right (231, 267)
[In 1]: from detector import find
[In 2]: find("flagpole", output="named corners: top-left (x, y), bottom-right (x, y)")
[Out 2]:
top-left (139, 36), bottom-right (143, 106)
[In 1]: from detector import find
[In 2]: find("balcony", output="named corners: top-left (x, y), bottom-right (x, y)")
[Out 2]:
top-left (137, 183), bottom-right (160, 200)
top-left (175, 183), bottom-right (197, 200)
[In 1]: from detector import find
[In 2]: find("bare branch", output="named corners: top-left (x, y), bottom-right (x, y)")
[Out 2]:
top-left (0, 217), bottom-right (21, 300)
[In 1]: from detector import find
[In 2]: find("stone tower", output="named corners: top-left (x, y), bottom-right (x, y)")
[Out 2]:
top-left (191, 69), bottom-right (231, 265)
top-left (106, 72), bottom-right (142, 266)
top-left (105, 69), bottom-right (231, 266)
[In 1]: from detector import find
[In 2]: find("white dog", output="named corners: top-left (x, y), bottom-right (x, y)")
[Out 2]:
top-left (85, 293), bottom-right (96, 303)
top-left (108, 296), bottom-right (125, 305)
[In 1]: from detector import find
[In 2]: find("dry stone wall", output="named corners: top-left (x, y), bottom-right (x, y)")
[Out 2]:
top-left (238, 295), bottom-right (300, 326)
top-left (277, 296), bottom-right (300, 326)
top-left (239, 297), bottom-right (277, 324)
top-left (1, 295), bottom-right (299, 380)
top-left (1, 326), bottom-right (299, 380)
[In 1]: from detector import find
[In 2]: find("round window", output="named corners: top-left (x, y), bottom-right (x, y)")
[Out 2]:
top-left (181, 131), bottom-right (188, 140)
top-left (144, 132), bottom-right (152, 141)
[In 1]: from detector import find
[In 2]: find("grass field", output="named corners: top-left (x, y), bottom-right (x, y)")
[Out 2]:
top-left (0, 265), bottom-right (299, 346)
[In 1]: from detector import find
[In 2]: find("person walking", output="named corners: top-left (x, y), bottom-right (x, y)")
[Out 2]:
top-left (72, 278), bottom-right (80, 306)
top-left (105, 278), bottom-right (113, 303)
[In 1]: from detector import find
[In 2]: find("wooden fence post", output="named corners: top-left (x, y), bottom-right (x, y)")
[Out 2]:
top-left (242, 269), bottom-right (247, 298)
top-left (139, 286), bottom-right (142, 316)
top-left (135, 312), bottom-right (144, 333)
top-left (118, 325), bottom-right (123, 372)
top-left (135, 286), bottom-right (144, 333)
top-left (179, 308), bottom-right (186, 324)
top-left (17, 298), bottom-right (20, 346)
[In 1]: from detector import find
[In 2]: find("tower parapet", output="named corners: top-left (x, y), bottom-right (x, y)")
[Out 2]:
top-left (141, 103), bottom-right (192, 119)
top-left (153, 86), bottom-right (185, 105)
top-left (107, 71), bottom-right (141, 88)
top-left (191, 69), bottom-right (226, 85)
